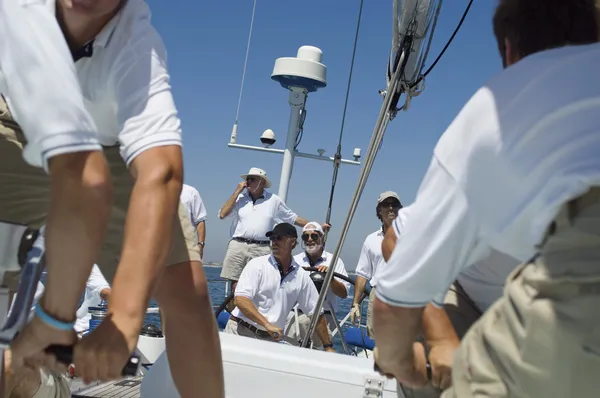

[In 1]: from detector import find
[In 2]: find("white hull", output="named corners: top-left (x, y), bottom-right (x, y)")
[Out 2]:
top-left (139, 332), bottom-right (401, 398)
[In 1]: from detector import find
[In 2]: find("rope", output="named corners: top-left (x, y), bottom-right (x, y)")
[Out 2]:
top-left (233, 0), bottom-right (257, 125)
top-left (323, 0), bottom-right (365, 233)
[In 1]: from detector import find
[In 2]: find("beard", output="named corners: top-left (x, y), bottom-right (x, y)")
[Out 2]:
top-left (305, 244), bottom-right (322, 255)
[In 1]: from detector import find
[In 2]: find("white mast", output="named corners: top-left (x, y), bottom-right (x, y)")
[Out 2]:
top-left (228, 45), bottom-right (362, 201)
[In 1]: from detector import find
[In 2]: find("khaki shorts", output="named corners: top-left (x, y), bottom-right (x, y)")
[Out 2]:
top-left (0, 96), bottom-right (200, 284)
top-left (443, 188), bottom-right (600, 398)
top-left (220, 239), bottom-right (271, 281)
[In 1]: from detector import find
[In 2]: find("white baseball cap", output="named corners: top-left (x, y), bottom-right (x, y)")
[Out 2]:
top-left (377, 191), bottom-right (401, 205)
top-left (302, 221), bottom-right (324, 235)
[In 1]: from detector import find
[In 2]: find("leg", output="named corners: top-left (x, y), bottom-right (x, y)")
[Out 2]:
top-left (219, 240), bottom-right (249, 312)
top-left (152, 205), bottom-right (223, 398)
top-left (366, 287), bottom-right (376, 338)
top-left (93, 149), bottom-right (224, 398)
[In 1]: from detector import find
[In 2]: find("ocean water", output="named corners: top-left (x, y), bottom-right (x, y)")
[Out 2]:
top-left (142, 266), bottom-right (369, 352)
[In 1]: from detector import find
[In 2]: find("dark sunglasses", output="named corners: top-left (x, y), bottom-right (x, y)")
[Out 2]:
top-left (246, 177), bottom-right (257, 183)
top-left (301, 233), bottom-right (321, 242)
top-left (379, 200), bottom-right (401, 209)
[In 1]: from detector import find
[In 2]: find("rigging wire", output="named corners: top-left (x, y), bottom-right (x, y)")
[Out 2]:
top-left (412, 0), bottom-right (473, 88)
top-left (323, 0), bottom-right (365, 235)
top-left (233, 0), bottom-right (257, 125)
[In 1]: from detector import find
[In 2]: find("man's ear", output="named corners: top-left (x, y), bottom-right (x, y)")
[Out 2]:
top-left (504, 37), bottom-right (520, 67)
top-left (292, 239), bottom-right (297, 250)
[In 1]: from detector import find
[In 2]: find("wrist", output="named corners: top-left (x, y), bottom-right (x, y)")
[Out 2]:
top-left (35, 303), bottom-right (76, 331)
top-left (323, 343), bottom-right (334, 349)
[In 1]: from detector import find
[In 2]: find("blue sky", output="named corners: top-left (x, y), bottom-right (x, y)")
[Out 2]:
top-left (145, 0), bottom-right (502, 269)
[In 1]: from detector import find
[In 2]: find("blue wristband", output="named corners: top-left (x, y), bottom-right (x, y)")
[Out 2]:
top-left (35, 304), bottom-right (75, 331)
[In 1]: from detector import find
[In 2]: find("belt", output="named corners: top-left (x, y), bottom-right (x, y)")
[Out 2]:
top-left (230, 315), bottom-right (272, 338)
top-left (296, 309), bottom-right (332, 316)
top-left (233, 237), bottom-right (270, 245)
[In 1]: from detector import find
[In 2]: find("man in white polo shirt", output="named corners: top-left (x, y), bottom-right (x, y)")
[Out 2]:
top-left (349, 191), bottom-right (402, 337)
top-left (372, 1), bottom-right (600, 397)
top-left (180, 184), bottom-right (208, 259)
top-left (0, 0), bottom-right (112, 299)
top-left (218, 167), bottom-right (330, 293)
top-left (224, 223), bottom-right (335, 352)
top-left (2, 1), bottom-right (224, 396)
top-left (284, 222), bottom-right (351, 349)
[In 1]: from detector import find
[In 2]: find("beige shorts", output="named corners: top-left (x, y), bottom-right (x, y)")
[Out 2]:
top-left (443, 188), bottom-right (600, 398)
top-left (0, 96), bottom-right (200, 285)
top-left (220, 239), bottom-right (271, 281)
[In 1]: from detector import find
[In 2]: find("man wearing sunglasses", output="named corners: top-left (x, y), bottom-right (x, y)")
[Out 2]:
top-left (218, 167), bottom-right (331, 304)
top-left (349, 191), bottom-right (402, 337)
top-left (284, 222), bottom-right (351, 349)
top-left (224, 223), bottom-right (334, 352)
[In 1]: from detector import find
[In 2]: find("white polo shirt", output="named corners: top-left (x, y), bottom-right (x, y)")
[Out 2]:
top-left (376, 42), bottom-right (600, 308)
top-left (293, 250), bottom-right (351, 312)
top-left (356, 208), bottom-right (409, 288)
top-left (0, 0), bottom-right (101, 170)
top-left (34, 226), bottom-right (111, 332)
top-left (222, 190), bottom-right (298, 241)
top-left (180, 184), bottom-right (207, 228)
top-left (3, 0), bottom-right (182, 167)
top-left (232, 254), bottom-right (323, 330)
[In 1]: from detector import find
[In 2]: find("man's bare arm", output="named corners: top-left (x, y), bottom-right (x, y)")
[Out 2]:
top-left (197, 221), bottom-right (205, 258)
top-left (42, 151), bottom-right (113, 321)
top-left (218, 183), bottom-right (244, 219)
top-left (234, 296), bottom-right (269, 327)
top-left (422, 304), bottom-right (459, 344)
top-left (352, 275), bottom-right (368, 305)
top-left (107, 145), bottom-right (183, 331)
top-left (315, 315), bottom-right (333, 346)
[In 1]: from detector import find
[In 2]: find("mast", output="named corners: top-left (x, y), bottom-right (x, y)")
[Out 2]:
top-left (228, 45), bottom-right (362, 201)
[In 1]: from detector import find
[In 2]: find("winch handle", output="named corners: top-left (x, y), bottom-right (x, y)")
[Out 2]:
top-left (45, 345), bottom-right (140, 376)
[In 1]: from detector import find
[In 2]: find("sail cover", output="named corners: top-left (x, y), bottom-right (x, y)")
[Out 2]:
top-left (389, 0), bottom-right (441, 87)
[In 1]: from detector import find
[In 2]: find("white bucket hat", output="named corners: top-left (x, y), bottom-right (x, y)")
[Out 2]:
top-left (240, 167), bottom-right (272, 188)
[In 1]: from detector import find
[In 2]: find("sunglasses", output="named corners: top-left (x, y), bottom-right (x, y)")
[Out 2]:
top-left (246, 177), bottom-right (257, 183)
top-left (301, 233), bottom-right (321, 242)
top-left (379, 200), bottom-right (401, 209)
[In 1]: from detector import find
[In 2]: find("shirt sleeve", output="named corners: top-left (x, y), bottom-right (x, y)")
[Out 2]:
top-left (112, 27), bottom-right (182, 165)
top-left (375, 155), bottom-right (489, 308)
top-left (192, 190), bottom-right (207, 224)
top-left (86, 264), bottom-right (110, 299)
top-left (274, 197), bottom-right (298, 225)
top-left (234, 259), bottom-right (261, 299)
top-left (0, 0), bottom-right (101, 171)
top-left (354, 240), bottom-right (373, 280)
top-left (297, 272), bottom-right (324, 317)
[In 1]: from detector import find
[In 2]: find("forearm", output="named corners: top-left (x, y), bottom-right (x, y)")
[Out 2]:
top-left (372, 297), bottom-right (423, 364)
top-left (422, 304), bottom-right (459, 345)
top-left (315, 315), bottom-right (332, 345)
top-left (331, 280), bottom-right (348, 299)
top-left (294, 216), bottom-right (308, 227)
top-left (353, 276), bottom-right (367, 304)
top-left (234, 297), bottom-right (269, 327)
top-left (109, 163), bottom-right (182, 323)
top-left (219, 190), bottom-right (242, 219)
top-left (197, 221), bottom-right (205, 243)
top-left (42, 151), bottom-right (113, 320)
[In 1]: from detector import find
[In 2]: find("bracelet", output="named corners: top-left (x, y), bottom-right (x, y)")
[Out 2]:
top-left (323, 343), bottom-right (334, 348)
top-left (35, 304), bottom-right (75, 331)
